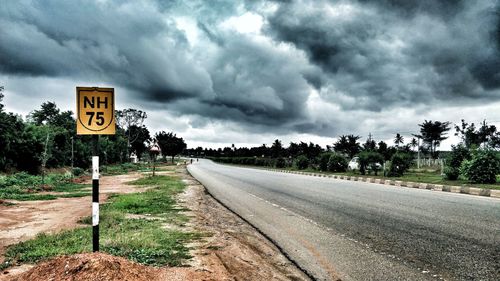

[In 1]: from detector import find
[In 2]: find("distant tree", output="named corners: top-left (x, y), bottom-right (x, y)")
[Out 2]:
top-left (358, 151), bottom-right (384, 175)
top-left (363, 138), bottom-right (377, 151)
top-left (0, 86), bottom-right (4, 111)
top-left (116, 108), bottom-right (147, 157)
top-left (377, 141), bottom-right (389, 160)
top-left (271, 139), bottom-right (283, 158)
top-left (287, 142), bottom-right (301, 157)
top-left (28, 102), bottom-right (60, 125)
top-left (394, 133), bottom-right (404, 148)
top-left (410, 138), bottom-right (418, 152)
top-left (455, 119), bottom-right (498, 149)
top-left (128, 125), bottom-right (151, 160)
top-left (155, 131), bottom-right (187, 163)
top-left (334, 135), bottom-right (361, 158)
top-left (415, 120), bottom-right (451, 158)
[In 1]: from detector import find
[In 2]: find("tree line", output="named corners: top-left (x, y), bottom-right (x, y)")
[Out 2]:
top-left (0, 87), bottom-right (186, 174)
top-left (186, 120), bottom-right (500, 183)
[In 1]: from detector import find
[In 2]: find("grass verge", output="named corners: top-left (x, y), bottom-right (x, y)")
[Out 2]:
top-left (220, 162), bottom-right (500, 190)
top-left (1, 175), bottom-right (200, 269)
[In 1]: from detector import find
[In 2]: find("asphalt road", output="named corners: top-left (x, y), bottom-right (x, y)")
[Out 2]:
top-left (187, 160), bottom-right (500, 281)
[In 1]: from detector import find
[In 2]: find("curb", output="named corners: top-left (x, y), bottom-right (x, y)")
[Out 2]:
top-left (263, 168), bottom-right (499, 199)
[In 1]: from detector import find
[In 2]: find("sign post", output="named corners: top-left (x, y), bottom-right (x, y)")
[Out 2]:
top-left (76, 87), bottom-right (115, 252)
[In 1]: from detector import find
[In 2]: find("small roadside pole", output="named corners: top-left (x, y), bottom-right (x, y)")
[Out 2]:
top-left (76, 87), bottom-right (116, 252)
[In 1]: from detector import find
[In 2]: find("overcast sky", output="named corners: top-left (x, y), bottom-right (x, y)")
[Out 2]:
top-left (1, 0), bottom-right (499, 149)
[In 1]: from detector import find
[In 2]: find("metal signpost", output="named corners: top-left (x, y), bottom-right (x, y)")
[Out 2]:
top-left (76, 87), bottom-right (116, 252)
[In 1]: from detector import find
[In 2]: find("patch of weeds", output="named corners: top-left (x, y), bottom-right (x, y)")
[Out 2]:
top-left (3, 175), bottom-right (199, 269)
top-left (78, 216), bottom-right (92, 225)
top-left (52, 183), bottom-right (90, 192)
top-left (0, 192), bottom-right (57, 201)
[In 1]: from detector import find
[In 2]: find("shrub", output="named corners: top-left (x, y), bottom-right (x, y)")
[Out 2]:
top-left (358, 151), bottom-right (384, 175)
top-left (72, 167), bottom-right (85, 177)
top-left (327, 153), bottom-right (348, 172)
top-left (0, 172), bottom-right (41, 189)
top-left (318, 153), bottom-right (332, 171)
top-left (444, 144), bottom-right (470, 180)
top-left (459, 149), bottom-right (500, 183)
top-left (388, 152), bottom-right (413, 177)
top-left (275, 158), bottom-right (286, 168)
top-left (295, 155), bottom-right (309, 170)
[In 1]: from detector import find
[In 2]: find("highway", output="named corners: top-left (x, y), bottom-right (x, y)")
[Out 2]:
top-left (187, 160), bottom-right (500, 281)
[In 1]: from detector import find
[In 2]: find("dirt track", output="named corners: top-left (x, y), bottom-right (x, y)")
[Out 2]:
top-left (1, 166), bottom-right (310, 280)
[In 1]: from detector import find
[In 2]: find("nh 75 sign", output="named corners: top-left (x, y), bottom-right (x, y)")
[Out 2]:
top-left (76, 87), bottom-right (116, 135)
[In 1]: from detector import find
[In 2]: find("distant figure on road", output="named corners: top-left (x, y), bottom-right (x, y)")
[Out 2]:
top-left (197, 158), bottom-right (199, 162)
top-left (190, 159), bottom-right (193, 164)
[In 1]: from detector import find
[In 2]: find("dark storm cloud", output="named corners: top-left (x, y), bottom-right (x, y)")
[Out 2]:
top-left (0, 0), bottom-right (212, 101)
top-left (267, 0), bottom-right (500, 111)
top-left (1, 0), bottom-right (500, 139)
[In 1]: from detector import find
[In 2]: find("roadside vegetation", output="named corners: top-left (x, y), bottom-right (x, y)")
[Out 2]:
top-left (191, 119), bottom-right (500, 189)
top-left (1, 175), bottom-right (200, 270)
top-left (0, 87), bottom-right (185, 177)
top-left (0, 171), bottom-right (90, 201)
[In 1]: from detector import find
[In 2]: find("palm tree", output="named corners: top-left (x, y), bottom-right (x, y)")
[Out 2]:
top-left (394, 133), bottom-right (404, 148)
top-left (415, 120), bottom-right (451, 159)
top-left (410, 137), bottom-right (418, 152)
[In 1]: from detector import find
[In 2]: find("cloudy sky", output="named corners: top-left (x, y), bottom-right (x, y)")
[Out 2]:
top-left (1, 0), bottom-right (499, 149)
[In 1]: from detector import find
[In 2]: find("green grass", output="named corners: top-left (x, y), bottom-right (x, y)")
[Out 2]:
top-left (0, 176), bottom-right (92, 201)
top-left (2, 174), bottom-right (199, 270)
top-left (52, 183), bottom-right (90, 192)
top-left (0, 191), bottom-right (57, 201)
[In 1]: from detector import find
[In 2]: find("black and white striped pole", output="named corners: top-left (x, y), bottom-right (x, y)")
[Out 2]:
top-left (76, 87), bottom-right (116, 252)
top-left (92, 135), bottom-right (99, 252)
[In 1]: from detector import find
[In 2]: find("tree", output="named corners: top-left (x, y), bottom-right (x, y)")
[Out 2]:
top-left (271, 139), bottom-right (283, 158)
top-left (394, 133), bottom-right (404, 148)
top-left (127, 125), bottom-right (151, 160)
top-left (116, 108), bottom-right (147, 157)
top-left (155, 131), bottom-right (186, 163)
top-left (363, 137), bottom-right (377, 151)
top-left (444, 144), bottom-right (471, 180)
top-left (334, 135), bottom-right (361, 158)
top-left (28, 102), bottom-right (61, 125)
top-left (415, 120), bottom-right (451, 158)
top-left (0, 86), bottom-right (4, 111)
top-left (455, 119), bottom-right (498, 149)
top-left (410, 138), bottom-right (418, 152)
top-left (358, 151), bottom-right (384, 175)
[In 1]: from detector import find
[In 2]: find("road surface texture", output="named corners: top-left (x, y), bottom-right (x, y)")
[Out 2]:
top-left (188, 160), bottom-right (500, 281)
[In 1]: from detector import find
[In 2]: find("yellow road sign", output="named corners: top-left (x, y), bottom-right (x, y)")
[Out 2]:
top-left (76, 87), bottom-right (116, 135)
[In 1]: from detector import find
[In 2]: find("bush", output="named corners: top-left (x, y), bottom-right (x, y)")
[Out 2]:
top-left (275, 157), bottom-right (286, 168)
top-left (388, 152), bottom-right (413, 177)
top-left (327, 153), bottom-right (348, 172)
top-left (318, 153), bottom-right (331, 171)
top-left (459, 149), bottom-right (500, 183)
top-left (295, 155), bottom-right (309, 170)
top-left (358, 151), bottom-right (384, 175)
top-left (0, 172), bottom-right (41, 189)
top-left (444, 144), bottom-right (470, 180)
top-left (72, 167), bottom-right (85, 177)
